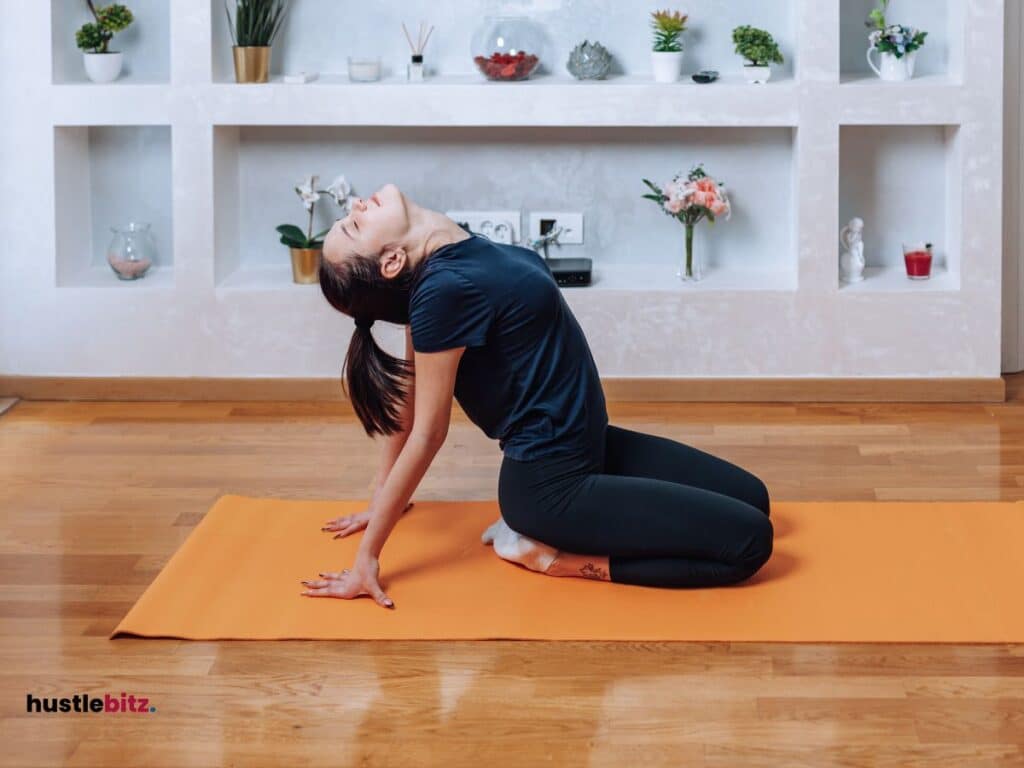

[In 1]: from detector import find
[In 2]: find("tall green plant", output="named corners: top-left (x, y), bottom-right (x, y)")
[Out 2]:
top-left (225, 0), bottom-right (291, 47)
top-left (650, 10), bottom-right (689, 53)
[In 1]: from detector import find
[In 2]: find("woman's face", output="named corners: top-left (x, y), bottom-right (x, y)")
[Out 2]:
top-left (322, 183), bottom-right (410, 269)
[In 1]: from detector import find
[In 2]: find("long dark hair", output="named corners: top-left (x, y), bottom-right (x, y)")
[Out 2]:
top-left (319, 251), bottom-right (429, 437)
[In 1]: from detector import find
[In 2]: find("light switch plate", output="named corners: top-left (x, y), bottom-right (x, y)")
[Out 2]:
top-left (445, 210), bottom-right (521, 245)
top-left (528, 211), bottom-right (584, 245)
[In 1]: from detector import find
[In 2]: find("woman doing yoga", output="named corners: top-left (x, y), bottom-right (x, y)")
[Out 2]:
top-left (301, 183), bottom-right (773, 609)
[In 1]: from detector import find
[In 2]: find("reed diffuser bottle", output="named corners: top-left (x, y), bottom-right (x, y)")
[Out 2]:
top-left (402, 20), bottom-right (433, 82)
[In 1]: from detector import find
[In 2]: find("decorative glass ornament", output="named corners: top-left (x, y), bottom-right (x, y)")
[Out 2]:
top-left (106, 222), bottom-right (156, 280)
top-left (566, 39), bottom-right (612, 80)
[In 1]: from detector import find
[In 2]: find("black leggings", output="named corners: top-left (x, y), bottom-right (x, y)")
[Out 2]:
top-left (497, 424), bottom-right (773, 588)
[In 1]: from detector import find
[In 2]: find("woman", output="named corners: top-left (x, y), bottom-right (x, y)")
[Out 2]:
top-left (301, 183), bottom-right (773, 609)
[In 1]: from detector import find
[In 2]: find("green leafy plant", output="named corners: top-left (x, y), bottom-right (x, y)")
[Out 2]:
top-left (75, 1), bottom-right (134, 54)
top-left (731, 25), bottom-right (784, 67)
top-left (225, 0), bottom-right (292, 48)
top-left (650, 10), bottom-right (689, 53)
top-left (867, 0), bottom-right (890, 31)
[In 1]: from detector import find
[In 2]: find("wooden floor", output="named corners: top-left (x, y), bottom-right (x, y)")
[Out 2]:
top-left (2, 381), bottom-right (1024, 767)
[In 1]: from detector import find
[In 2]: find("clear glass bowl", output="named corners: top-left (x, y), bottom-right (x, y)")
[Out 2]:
top-left (471, 16), bottom-right (544, 81)
top-left (106, 222), bottom-right (156, 280)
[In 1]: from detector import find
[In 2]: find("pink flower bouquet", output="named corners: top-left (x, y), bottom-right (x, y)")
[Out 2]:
top-left (643, 164), bottom-right (731, 281)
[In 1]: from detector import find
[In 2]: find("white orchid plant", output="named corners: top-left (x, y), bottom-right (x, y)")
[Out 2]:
top-left (276, 174), bottom-right (357, 250)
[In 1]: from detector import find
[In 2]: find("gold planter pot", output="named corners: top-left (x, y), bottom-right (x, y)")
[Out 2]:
top-left (289, 247), bottom-right (322, 284)
top-left (232, 46), bottom-right (271, 83)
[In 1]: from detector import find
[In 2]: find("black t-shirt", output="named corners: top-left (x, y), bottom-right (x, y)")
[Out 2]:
top-left (408, 234), bottom-right (608, 461)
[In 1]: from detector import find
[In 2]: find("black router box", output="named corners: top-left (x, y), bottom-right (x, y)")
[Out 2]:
top-left (546, 257), bottom-right (592, 287)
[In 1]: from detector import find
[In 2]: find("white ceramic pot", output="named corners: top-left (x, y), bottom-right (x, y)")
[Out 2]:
top-left (83, 52), bottom-right (123, 83)
top-left (866, 47), bottom-right (917, 81)
top-left (651, 51), bottom-right (684, 83)
top-left (743, 64), bottom-right (772, 84)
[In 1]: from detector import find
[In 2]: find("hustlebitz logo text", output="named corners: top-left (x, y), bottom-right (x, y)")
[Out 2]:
top-left (26, 692), bottom-right (156, 714)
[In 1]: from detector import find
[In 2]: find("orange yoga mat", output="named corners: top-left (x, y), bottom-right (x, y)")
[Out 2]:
top-left (111, 494), bottom-right (1024, 643)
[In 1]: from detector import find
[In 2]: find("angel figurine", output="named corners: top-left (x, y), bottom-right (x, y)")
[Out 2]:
top-left (840, 217), bottom-right (866, 283)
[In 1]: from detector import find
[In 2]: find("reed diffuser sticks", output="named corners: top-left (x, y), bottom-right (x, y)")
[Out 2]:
top-left (402, 20), bottom-right (434, 56)
top-left (402, 20), bottom-right (433, 81)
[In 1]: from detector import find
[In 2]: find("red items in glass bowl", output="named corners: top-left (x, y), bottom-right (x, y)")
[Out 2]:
top-left (474, 51), bottom-right (539, 80)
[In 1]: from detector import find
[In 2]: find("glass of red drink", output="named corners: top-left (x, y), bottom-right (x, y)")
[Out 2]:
top-left (902, 242), bottom-right (933, 280)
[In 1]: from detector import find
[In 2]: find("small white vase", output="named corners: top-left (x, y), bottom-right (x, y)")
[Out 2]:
top-left (651, 51), bottom-right (684, 83)
top-left (866, 47), bottom-right (917, 81)
top-left (743, 64), bottom-right (772, 84)
top-left (83, 52), bottom-right (123, 83)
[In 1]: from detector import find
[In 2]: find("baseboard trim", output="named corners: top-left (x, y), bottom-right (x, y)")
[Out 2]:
top-left (0, 375), bottom-right (1006, 403)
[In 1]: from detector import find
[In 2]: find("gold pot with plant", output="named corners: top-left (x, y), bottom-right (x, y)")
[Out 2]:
top-left (225, 0), bottom-right (291, 83)
top-left (277, 175), bottom-right (356, 284)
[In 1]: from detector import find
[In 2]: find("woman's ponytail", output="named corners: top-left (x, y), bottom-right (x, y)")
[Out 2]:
top-left (342, 320), bottom-right (413, 436)
top-left (319, 251), bottom-right (427, 437)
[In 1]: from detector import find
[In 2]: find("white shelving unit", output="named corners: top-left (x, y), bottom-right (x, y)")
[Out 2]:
top-left (0, 0), bottom-right (1005, 380)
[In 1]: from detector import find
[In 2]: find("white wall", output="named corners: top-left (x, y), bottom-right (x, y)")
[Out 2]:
top-left (220, 126), bottom-right (795, 276)
top-left (1003, 0), bottom-right (1023, 372)
top-left (0, 0), bottom-right (1010, 382)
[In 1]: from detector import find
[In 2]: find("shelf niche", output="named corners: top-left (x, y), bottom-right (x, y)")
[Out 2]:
top-left (840, 0), bottom-right (962, 84)
top-left (212, 125), bottom-right (797, 293)
top-left (54, 125), bottom-right (174, 288)
top-left (210, 0), bottom-right (797, 83)
top-left (51, 0), bottom-right (170, 84)
top-left (838, 124), bottom-right (962, 292)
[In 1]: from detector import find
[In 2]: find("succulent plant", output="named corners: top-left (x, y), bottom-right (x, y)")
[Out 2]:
top-left (566, 39), bottom-right (612, 80)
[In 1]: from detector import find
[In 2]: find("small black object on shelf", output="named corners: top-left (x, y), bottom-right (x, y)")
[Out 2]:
top-left (537, 219), bottom-right (591, 287)
top-left (547, 257), bottom-right (592, 287)
top-left (692, 70), bottom-right (719, 84)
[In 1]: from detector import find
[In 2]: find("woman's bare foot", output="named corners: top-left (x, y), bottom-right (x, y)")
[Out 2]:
top-left (481, 518), bottom-right (611, 581)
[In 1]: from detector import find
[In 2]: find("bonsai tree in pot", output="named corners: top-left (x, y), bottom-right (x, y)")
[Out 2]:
top-left (732, 25), bottom-right (783, 84)
top-left (75, 1), bottom-right (134, 83)
top-left (649, 9), bottom-right (688, 83)
top-left (225, 0), bottom-right (292, 83)
top-left (277, 175), bottom-right (357, 284)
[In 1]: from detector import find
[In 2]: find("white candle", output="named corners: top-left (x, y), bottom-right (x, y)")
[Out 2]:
top-left (347, 58), bottom-right (381, 82)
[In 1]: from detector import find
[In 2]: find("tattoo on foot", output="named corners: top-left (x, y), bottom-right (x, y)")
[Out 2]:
top-left (579, 562), bottom-right (609, 581)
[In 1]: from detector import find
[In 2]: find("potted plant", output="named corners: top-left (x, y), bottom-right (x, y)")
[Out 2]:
top-left (224, 0), bottom-right (292, 84)
top-left (865, 0), bottom-right (927, 81)
top-left (642, 164), bottom-right (731, 282)
top-left (75, 1), bottom-right (134, 83)
top-left (731, 25), bottom-right (783, 84)
top-left (277, 175), bottom-right (356, 284)
top-left (649, 9), bottom-right (688, 83)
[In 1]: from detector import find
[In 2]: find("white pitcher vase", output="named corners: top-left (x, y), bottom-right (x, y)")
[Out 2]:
top-left (867, 47), bottom-right (917, 81)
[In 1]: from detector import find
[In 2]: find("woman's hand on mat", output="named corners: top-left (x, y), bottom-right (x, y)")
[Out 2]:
top-left (300, 556), bottom-right (394, 608)
top-left (322, 501), bottom-right (414, 539)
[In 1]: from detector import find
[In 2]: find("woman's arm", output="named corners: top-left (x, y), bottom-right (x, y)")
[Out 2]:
top-left (368, 326), bottom-right (417, 498)
top-left (357, 342), bottom-right (464, 561)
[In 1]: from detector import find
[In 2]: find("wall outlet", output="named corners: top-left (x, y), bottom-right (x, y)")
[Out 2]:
top-left (528, 212), bottom-right (583, 245)
top-left (445, 210), bottom-right (521, 245)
